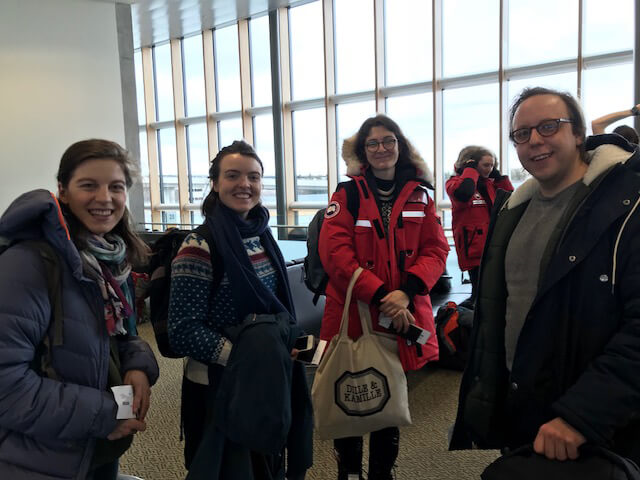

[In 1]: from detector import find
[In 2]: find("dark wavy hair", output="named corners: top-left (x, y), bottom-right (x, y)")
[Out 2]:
top-left (509, 87), bottom-right (587, 160)
top-left (201, 140), bottom-right (264, 217)
top-left (353, 114), bottom-right (413, 167)
top-left (57, 139), bottom-right (149, 266)
top-left (613, 125), bottom-right (639, 144)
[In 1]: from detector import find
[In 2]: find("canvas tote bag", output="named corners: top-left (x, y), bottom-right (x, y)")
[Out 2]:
top-left (311, 267), bottom-right (411, 440)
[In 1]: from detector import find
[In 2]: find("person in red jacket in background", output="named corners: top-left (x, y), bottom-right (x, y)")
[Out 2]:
top-left (446, 145), bottom-right (513, 309)
top-left (319, 114), bottom-right (449, 479)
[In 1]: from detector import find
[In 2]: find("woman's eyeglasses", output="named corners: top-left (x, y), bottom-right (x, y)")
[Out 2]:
top-left (365, 137), bottom-right (397, 153)
top-left (510, 118), bottom-right (573, 145)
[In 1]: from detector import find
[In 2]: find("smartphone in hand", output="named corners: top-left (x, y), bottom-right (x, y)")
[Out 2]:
top-left (295, 336), bottom-right (326, 365)
top-left (378, 315), bottom-right (430, 345)
top-left (294, 335), bottom-right (314, 352)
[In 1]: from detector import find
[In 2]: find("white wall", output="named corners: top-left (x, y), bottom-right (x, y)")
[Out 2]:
top-left (0, 0), bottom-right (125, 213)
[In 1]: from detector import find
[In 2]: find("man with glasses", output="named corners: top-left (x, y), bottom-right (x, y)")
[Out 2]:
top-left (450, 87), bottom-right (640, 467)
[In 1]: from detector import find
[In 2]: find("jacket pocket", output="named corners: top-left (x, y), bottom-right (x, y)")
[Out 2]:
top-left (463, 226), bottom-right (487, 262)
top-left (354, 225), bottom-right (375, 269)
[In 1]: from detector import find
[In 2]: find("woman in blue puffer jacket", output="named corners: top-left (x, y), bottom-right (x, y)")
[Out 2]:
top-left (0, 139), bottom-right (159, 480)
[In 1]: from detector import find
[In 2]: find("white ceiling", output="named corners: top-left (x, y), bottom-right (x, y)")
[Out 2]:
top-left (123, 0), bottom-right (297, 48)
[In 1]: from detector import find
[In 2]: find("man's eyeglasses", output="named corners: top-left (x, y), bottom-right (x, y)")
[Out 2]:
top-left (510, 118), bottom-right (573, 145)
top-left (365, 137), bottom-right (397, 153)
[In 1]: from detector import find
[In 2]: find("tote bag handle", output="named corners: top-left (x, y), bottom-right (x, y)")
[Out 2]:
top-left (337, 267), bottom-right (375, 340)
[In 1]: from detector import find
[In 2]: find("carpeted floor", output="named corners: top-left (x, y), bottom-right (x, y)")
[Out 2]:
top-left (120, 334), bottom-right (499, 479)
top-left (120, 252), bottom-right (500, 479)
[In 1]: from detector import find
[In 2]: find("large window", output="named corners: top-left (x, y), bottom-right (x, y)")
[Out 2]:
top-left (334, 0), bottom-right (374, 94)
top-left (249, 15), bottom-right (272, 108)
top-left (336, 100), bottom-right (376, 181)
top-left (214, 25), bottom-right (241, 112)
top-left (442, 0), bottom-right (499, 77)
top-left (134, 0), bottom-right (636, 231)
top-left (385, 0), bottom-right (432, 85)
top-left (507, 0), bottom-right (578, 68)
top-left (293, 108), bottom-right (328, 202)
top-left (442, 84), bottom-right (499, 196)
top-left (182, 34), bottom-right (206, 117)
top-left (386, 92), bottom-right (434, 175)
top-left (152, 42), bottom-right (174, 122)
top-left (289, 1), bottom-right (324, 101)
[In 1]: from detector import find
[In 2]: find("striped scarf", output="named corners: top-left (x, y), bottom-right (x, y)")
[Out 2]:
top-left (80, 234), bottom-right (135, 336)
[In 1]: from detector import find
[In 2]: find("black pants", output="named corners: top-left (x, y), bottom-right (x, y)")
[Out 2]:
top-left (182, 376), bottom-right (209, 470)
top-left (333, 427), bottom-right (399, 479)
top-left (469, 266), bottom-right (480, 302)
top-left (182, 375), bottom-right (285, 478)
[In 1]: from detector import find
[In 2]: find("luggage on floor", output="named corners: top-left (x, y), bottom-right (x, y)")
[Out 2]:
top-left (434, 301), bottom-right (473, 371)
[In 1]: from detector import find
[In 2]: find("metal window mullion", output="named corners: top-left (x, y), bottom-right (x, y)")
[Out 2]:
top-left (238, 20), bottom-right (254, 142)
top-left (324, 0), bottom-right (338, 197)
top-left (170, 39), bottom-right (190, 226)
top-left (156, 130), bottom-right (165, 204)
top-left (379, 81), bottom-right (434, 98)
top-left (278, 7), bottom-right (295, 227)
top-left (373, 0), bottom-right (385, 114)
top-left (141, 46), bottom-right (161, 226)
top-left (203, 29), bottom-right (219, 160)
top-left (432, 0), bottom-right (444, 209)
top-left (504, 59), bottom-right (579, 81)
top-left (582, 50), bottom-right (633, 68)
top-left (577, 0), bottom-right (584, 99)
top-left (499, 0), bottom-right (508, 170)
top-left (288, 97), bottom-right (332, 111)
top-left (265, 10), bottom-right (288, 232)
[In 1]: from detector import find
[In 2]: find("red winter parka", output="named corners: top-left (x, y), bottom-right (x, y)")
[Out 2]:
top-left (446, 167), bottom-right (513, 271)
top-left (319, 140), bottom-right (449, 371)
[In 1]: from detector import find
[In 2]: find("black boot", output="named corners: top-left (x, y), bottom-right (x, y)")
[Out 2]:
top-left (334, 436), bottom-right (363, 480)
top-left (368, 427), bottom-right (399, 480)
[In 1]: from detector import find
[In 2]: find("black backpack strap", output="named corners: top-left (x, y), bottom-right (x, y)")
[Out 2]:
top-left (23, 240), bottom-right (63, 381)
top-left (337, 180), bottom-right (360, 221)
top-left (193, 224), bottom-right (224, 291)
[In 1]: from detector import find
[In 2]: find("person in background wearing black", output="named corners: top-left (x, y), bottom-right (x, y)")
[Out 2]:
top-left (451, 87), bottom-right (640, 467)
top-left (446, 146), bottom-right (513, 309)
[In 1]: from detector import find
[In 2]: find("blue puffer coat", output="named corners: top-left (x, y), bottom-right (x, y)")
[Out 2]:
top-left (0, 189), bottom-right (159, 479)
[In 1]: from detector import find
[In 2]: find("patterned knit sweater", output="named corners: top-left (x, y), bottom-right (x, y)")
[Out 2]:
top-left (167, 231), bottom-right (279, 366)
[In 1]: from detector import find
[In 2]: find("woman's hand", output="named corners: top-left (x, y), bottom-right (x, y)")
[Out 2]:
top-left (107, 418), bottom-right (147, 441)
top-left (123, 369), bottom-right (151, 421)
top-left (390, 308), bottom-right (415, 333)
top-left (380, 290), bottom-right (410, 316)
top-left (380, 290), bottom-right (415, 333)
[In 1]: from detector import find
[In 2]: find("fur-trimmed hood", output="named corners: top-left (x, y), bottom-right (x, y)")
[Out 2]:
top-left (505, 135), bottom-right (639, 210)
top-left (342, 133), bottom-right (434, 185)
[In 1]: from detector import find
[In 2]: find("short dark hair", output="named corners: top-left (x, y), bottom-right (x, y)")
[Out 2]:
top-left (509, 87), bottom-right (587, 153)
top-left (613, 125), bottom-right (639, 144)
top-left (57, 139), bottom-right (149, 266)
top-left (201, 140), bottom-right (264, 217)
top-left (354, 114), bottom-right (412, 167)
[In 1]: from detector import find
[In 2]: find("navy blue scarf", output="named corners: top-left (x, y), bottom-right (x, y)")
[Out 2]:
top-left (205, 203), bottom-right (295, 322)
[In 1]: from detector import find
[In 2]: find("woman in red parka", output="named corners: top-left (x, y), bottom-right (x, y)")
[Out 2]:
top-left (319, 114), bottom-right (449, 480)
top-left (445, 145), bottom-right (513, 308)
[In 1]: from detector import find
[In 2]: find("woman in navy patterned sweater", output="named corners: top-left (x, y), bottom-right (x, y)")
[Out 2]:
top-left (167, 140), bottom-right (311, 479)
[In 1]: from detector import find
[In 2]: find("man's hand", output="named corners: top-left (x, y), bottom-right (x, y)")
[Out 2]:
top-left (123, 369), bottom-right (151, 421)
top-left (533, 417), bottom-right (586, 461)
top-left (107, 418), bottom-right (147, 441)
